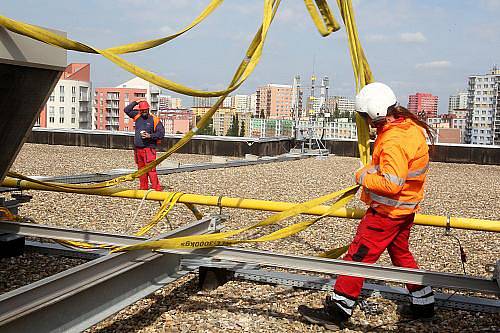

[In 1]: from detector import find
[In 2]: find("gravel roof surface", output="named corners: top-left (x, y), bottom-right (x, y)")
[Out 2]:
top-left (3, 143), bottom-right (499, 332)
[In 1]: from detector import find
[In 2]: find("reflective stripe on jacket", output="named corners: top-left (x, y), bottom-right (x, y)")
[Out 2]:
top-left (355, 118), bottom-right (429, 218)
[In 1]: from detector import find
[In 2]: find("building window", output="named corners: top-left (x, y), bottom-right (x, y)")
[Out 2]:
top-left (60, 96), bottom-right (65, 102)
top-left (71, 107), bottom-right (76, 115)
top-left (49, 95), bottom-right (55, 102)
top-left (72, 86), bottom-right (76, 94)
top-left (72, 96), bottom-right (76, 103)
top-left (59, 107), bottom-right (64, 115)
top-left (59, 117), bottom-right (64, 123)
top-left (71, 118), bottom-right (76, 124)
top-left (49, 117), bottom-right (55, 123)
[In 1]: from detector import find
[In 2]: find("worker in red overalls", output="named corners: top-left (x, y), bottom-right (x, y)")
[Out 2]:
top-left (124, 99), bottom-right (164, 191)
top-left (299, 83), bottom-right (436, 330)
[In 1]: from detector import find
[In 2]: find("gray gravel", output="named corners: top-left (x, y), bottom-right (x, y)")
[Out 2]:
top-left (4, 143), bottom-right (500, 332)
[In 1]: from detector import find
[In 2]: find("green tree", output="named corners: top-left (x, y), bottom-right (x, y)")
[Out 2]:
top-left (196, 115), bottom-right (216, 135)
top-left (226, 114), bottom-right (239, 136)
top-left (239, 119), bottom-right (246, 137)
top-left (333, 104), bottom-right (340, 119)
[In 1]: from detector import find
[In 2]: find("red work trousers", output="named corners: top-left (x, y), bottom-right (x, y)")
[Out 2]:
top-left (334, 208), bottom-right (421, 299)
top-left (134, 147), bottom-right (161, 191)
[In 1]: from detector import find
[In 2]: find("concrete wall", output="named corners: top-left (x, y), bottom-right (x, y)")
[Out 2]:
top-left (28, 129), bottom-right (292, 157)
top-left (26, 129), bottom-right (500, 165)
top-left (324, 139), bottom-right (500, 165)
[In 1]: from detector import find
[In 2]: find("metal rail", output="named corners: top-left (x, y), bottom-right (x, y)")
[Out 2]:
top-left (0, 217), bottom-right (213, 333)
top-left (1, 220), bottom-right (498, 294)
top-left (0, 153), bottom-right (308, 188)
top-left (230, 269), bottom-right (500, 313)
top-left (21, 243), bottom-right (500, 314)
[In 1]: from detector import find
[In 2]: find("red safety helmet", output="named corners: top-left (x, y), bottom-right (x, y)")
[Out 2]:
top-left (136, 101), bottom-right (150, 110)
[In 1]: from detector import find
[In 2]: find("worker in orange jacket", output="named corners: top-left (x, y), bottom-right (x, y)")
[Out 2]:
top-left (299, 83), bottom-right (436, 330)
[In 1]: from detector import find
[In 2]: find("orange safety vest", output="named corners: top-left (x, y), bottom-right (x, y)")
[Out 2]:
top-left (355, 118), bottom-right (429, 218)
top-left (133, 113), bottom-right (161, 145)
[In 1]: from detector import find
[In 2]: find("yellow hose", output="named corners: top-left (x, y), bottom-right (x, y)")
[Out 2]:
top-left (3, 177), bottom-right (498, 233)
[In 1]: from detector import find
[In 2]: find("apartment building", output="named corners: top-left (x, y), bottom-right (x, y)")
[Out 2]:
top-left (464, 66), bottom-right (500, 145)
top-left (94, 87), bottom-right (146, 131)
top-left (157, 109), bottom-right (194, 134)
top-left (117, 77), bottom-right (161, 114)
top-left (37, 63), bottom-right (92, 129)
top-left (256, 84), bottom-right (293, 119)
top-left (159, 95), bottom-right (182, 110)
top-left (408, 92), bottom-right (438, 119)
top-left (448, 91), bottom-right (468, 113)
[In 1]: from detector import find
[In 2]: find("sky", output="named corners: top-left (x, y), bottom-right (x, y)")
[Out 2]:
top-left (2, 0), bottom-right (500, 112)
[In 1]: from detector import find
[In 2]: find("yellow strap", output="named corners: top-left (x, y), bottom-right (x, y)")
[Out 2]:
top-left (303, 0), bottom-right (341, 36)
top-left (0, 0), bottom-right (272, 98)
top-left (111, 186), bottom-right (358, 252)
top-left (336, 0), bottom-right (372, 165)
top-left (0, 0), bottom-right (223, 55)
top-left (4, 0), bottom-right (281, 190)
top-left (5, 1), bottom-right (375, 256)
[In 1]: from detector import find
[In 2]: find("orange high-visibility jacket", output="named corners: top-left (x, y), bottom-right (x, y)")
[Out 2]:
top-left (355, 118), bottom-right (429, 218)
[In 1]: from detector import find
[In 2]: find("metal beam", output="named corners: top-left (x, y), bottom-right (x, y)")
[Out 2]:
top-left (0, 217), bottom-right (212, 333)
top-left (183, 247), bottom-right (499, 294)
top-left (1, 220), bottom-right (497, 294)
top-left (22, 242), bottom-right (500, 314)
top-left (23, 154), bottom-right (309, 185)
top-left (230, 269), bottom-right (500, 314)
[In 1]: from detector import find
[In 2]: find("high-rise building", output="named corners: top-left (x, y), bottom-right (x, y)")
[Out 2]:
top-left (407, 92), bottom-right (438, 119)
top-left (249, 93), bottom-right (257, 116)
top-left (332, 96), bottom-right (356, 115)
top-left (465, 66), bottom-right (500, 145)
top-left (192, 96), bottom-right (216, 108)
top-left (448, 91), bottom-right (468, 113)
top-left (232, 95), bottom-right (252, 113)
top-left (159, 95), bottom-right (182, 110)
top-left (256, 84), bottom-right (293, 119)
top-left (37, 63), bottom-right (92, 129)
top-left (94, 87), bottom-right (146, 131)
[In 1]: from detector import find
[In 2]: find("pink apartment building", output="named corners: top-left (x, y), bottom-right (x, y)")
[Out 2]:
top-left (407, 92), bottom-right (438, 119)
top-left (157, 109), bottom-right (194, 134)
top-left (256, 84), bottom-right (293, 119)
top-left (94, 87), bottom-right (146, 131)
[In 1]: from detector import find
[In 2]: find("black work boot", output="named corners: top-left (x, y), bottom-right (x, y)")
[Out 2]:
top-left (399, 286), bottom-right (435, 320)
top-left (398, 303), bottom-right (435, 320)
top-left (298, 296), bottom-right (351, 330)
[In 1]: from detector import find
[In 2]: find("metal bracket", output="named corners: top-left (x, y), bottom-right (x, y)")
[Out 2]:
top-left (492, 260), bottom-right (500, 290)
top-left (444, 215), bottom-right (452, 236)
top-left (208, 214), bottom-right (228, 232)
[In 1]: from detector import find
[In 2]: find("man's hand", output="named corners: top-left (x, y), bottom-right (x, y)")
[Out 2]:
top-left (140, 131), bottom-right (151, 139)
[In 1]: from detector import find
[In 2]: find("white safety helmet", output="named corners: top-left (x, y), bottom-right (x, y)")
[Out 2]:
top-left (355, 82), bottom-right (397, 121)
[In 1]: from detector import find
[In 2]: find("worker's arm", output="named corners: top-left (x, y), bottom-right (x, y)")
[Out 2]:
top-left (150, 120), bottom-right (165, 140)
top-left (356, 143), bottom-right (408, 195)
top-left (124, 101), bottom-right (139, 119)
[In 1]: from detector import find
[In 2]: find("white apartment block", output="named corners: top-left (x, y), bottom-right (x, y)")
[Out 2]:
top-left (250, 93), bottom-right (257, 115)
top-left (232, 94), bottom-right (251, 113)
top-left (448, 91), bottom-right (468, 113)
top-left (45, 80), bottom-right (92, 129)
top-left (465, 67), bottom-right (500, 145)
top-left (159, 95), bottom-right (182, 110)
top-left (333, 96), bottom-right (356, 114)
